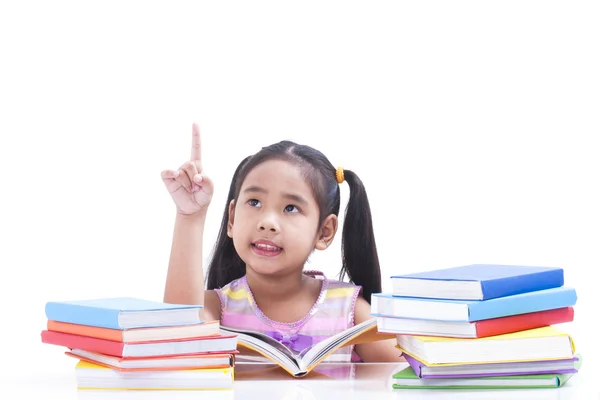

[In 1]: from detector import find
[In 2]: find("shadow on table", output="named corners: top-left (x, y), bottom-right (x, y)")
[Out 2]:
top-left (234, 361), bottom-right (406, 381)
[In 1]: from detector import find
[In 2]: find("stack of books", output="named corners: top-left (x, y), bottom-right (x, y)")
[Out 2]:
top-left (41, 297), bottom-right (238, 390)
top-left (371, 264), bottom-right (582, 389)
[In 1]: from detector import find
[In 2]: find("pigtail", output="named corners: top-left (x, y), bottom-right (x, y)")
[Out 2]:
top-left (205, 156), bottom-right (251, 290)
top-left (339, 170), bottom-right (382, 304)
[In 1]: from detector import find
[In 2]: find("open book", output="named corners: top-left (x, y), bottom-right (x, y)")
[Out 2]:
top-left (221, 318), bottom-right (394, 377)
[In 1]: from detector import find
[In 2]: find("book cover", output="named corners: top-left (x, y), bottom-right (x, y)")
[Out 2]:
top-left (392, 364), bottom-right (577, 389)
top-left (391, 264), bottom-right (564, 300)
top-left (46, 319), bottom-right (219, 343)
top-left (474, 307), bottom-right (574, 338)
top-left (45, 297), bottom-right (203, 329)
top-left (371, 286), bottom-right (577, 322)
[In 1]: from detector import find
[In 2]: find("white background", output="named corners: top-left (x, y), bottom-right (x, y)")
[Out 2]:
top-left (1, 1), bottom-right (598, 379)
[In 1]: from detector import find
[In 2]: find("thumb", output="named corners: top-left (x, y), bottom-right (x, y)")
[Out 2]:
top-left (194, 174), bottom-right (215, 196)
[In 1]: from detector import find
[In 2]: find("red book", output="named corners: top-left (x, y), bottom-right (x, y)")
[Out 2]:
top-left (376, 307), bottom-right (574, 338)
top-left (475, 307), bottom-right (574, 337)
top-left (41, 330), bottom-right (238, 358)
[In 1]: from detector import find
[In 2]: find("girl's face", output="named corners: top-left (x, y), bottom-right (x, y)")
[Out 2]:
top-left (228, 159), bottom-right (336, 277)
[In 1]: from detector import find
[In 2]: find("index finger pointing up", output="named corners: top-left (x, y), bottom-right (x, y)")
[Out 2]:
top-left (190, 123), bottom-right (202, 161)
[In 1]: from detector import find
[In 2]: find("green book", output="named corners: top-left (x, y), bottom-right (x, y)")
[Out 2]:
top-left (392, 366), bottom-right (577, 389)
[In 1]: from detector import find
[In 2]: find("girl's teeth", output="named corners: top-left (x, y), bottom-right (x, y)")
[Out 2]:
top-left (255, 244), bottom-right (280, 250)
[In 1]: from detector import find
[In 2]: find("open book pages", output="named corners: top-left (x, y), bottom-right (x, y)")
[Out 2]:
top-left (221, 318), bottom-right (393, 377)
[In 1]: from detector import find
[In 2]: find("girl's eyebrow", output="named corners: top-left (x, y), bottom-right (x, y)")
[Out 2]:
top-left (282, 192), bottom-right (308, 206)
top-left (243, 185), bottom-right (308, 205)
top-left (243, 185), bottom-right (267, 195)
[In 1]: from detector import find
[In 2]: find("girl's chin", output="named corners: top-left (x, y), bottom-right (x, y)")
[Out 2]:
top-left (245, 262), bottom-right (298, 277)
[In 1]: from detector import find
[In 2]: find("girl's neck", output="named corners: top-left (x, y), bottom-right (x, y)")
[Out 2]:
top-left (245, 268), bottom-right (314, 305)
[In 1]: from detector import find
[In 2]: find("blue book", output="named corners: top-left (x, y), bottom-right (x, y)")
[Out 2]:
top-left (391, 264), bottom-right (564, 300)
top-left (371, 286), bottom-right (577, 322)
top-left (45, 297), bottom-right (203, 330)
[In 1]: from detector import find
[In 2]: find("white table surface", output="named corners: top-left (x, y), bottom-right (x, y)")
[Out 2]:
top-left (3, 359), bottom-right (597, 400)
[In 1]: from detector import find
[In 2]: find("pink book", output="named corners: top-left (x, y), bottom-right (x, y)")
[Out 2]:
top-left (41, 330), bottom-right (237, 358)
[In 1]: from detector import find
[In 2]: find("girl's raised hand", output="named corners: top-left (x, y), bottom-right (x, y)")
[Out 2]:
top-left (161, 123), bottom-right (214, 215)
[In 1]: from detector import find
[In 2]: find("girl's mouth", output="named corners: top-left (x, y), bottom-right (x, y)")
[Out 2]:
top-left (251, 242), bottom-right (283, 257)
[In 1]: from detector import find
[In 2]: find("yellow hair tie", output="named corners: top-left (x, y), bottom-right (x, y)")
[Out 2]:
top-left (336, 167), bottom-right (345, 184)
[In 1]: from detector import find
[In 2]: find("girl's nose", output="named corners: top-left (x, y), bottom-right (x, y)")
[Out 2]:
top-left (258, 214), bottom-right (279, 232)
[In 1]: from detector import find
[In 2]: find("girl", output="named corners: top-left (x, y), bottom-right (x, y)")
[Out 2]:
top-left (161, 123), bottom-right (402, 363)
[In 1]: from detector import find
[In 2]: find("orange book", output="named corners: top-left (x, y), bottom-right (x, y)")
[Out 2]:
top-left (47, 320), bottom-right (219, 343)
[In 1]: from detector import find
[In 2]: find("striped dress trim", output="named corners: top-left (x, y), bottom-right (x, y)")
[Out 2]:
top-left (215, 270), bottom-right (363, 363)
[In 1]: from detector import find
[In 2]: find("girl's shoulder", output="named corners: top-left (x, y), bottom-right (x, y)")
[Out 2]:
top-left (304, 269), bottom-right (362, 291)
top-left (303, 270), bottom-right (362, 308)
top-left (214, 275), bottom-right (247, 302)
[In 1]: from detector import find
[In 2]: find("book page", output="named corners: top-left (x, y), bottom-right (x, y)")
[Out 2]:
top-left (221, 327), bottom-right (303, 375)
top-left (302, 319), bottom-right (377, 368)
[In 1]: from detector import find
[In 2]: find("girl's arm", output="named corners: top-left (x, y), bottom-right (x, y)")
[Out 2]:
top-left (352, 297), bottom-right (405, 362)
top-left (161, 123), bottom-right (221, 322)
top-left (163, 211), bottom-right (221, 321)
top-left (163, 212), bottom-right (207, 305)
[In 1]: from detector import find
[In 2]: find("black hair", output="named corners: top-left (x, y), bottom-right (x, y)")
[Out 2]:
top-left (205, 141), bottom-right (382, 303)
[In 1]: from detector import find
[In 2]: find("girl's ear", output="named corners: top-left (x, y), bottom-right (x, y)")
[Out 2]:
top-left (227, 200), bottom-right (236, 238)
top-left (315, 214), bottom-right (338, 250)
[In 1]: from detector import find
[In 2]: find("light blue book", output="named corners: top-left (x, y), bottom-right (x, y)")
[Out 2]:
top-left (45, 297), bottom-right (203, 330)
top-left (371, 286), bottom-right (577, 322)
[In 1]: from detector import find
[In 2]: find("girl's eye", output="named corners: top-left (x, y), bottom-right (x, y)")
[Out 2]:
top-left (284, 205), bottom-right (299, 213)
top-left (248, 199), bottom-right (261, 207)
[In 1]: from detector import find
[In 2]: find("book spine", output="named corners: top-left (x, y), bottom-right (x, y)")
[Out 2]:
top-left (403, 354), bottom-right (426, 377)
top-left (45, 302), bottom-right (122, 329)
top-left (480, 268), bottom-right (564, 299)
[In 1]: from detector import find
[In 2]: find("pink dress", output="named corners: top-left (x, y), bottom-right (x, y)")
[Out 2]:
top-left (215, 270), bottom-right (363, 368)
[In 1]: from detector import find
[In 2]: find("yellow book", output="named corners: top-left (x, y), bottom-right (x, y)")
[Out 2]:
top-left (75, 360), bottom-right (234, 390)
top-left (396, 326), bottom-right (576, 366)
